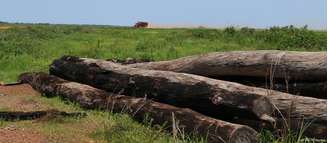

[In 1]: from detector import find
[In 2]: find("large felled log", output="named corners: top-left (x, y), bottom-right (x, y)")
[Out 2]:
top-left (109, 56), bottom-right (327, 98)
top-left (125, 51), bottom-right (327, 98)
top-left (18, 72), bottom-right (259, 143)
top-left (174, 93), bottom-right (327, 139)
top-left (49, 56), bottom-right (327, 134)
top-left (50, 56), bottom-right (275, 122)
top-left (127, 51), bottom-right (327, 82)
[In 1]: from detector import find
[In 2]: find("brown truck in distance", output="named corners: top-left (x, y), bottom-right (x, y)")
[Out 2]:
top-left (134, 21), bottom-right (148, 28)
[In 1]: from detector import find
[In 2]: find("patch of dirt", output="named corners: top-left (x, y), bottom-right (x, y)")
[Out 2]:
top-left (0, 83), bottom-right (98, 143)
top-left (0, 126), bottom-right (47, 143)
top-left (0, 84), bottom-right (49, 112)
top-left (0, 84), bottom-right (40, 96)
top-left (0, 94), bottom-right (50, 112)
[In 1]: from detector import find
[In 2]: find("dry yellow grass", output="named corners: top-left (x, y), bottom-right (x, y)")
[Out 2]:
top-left (0, 25), bottom-right (12, 30)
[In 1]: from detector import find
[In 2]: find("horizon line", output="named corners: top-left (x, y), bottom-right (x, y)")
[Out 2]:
top-left (1, 20), bottom-right (326, 31)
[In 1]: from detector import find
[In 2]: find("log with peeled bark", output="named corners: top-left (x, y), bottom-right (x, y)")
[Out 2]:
top-left (18, 72), bottom-right (259, 143)
top-left (49, 56), bottom-right (276, 122)
top-left (49, 56), bottom-right (327, 129)
top-left (127, 51), bottom-right (327, 82)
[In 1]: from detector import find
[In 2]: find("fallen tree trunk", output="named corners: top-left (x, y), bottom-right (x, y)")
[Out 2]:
top-left (105, 57), bottom-right (327, 98)
top-left (50, 56), bottom-right (275, 122)
top-left (127, 51), bottom-right (327, 82)
top-left (18, 72), bottom-right (259, 143)
top-left (169, 95), bottom-right (327, 139)
top-left (49, 56), bottom-right (326, 132)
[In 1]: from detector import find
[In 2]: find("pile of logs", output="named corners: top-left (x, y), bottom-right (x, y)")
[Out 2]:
top-left (18, 51), bottom-right (327, 143)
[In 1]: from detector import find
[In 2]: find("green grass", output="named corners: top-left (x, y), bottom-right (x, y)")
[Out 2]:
top-left (0, 23), bottom-right (326, 143)
top-left (0, 24), bottom-right (326, 82)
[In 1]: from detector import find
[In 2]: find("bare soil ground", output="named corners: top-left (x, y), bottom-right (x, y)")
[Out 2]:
top-left (0, 127), bottom-right (47, 143)
top-left (0, 84), bottom-right (40, 97)
top-left (0, 84), bottom-right (104, 143)
top-left (0, 84), bottom-right (48, 143)
top-left (0, 85), bottom-right (47, 112)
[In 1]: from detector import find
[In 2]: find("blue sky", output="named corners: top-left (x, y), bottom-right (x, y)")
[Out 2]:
top-left (0, 0), bottom-right (326, 29)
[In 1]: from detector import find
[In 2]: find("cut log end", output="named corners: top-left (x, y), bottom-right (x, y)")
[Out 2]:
top-left (252, 97), bottom-right (275, 123)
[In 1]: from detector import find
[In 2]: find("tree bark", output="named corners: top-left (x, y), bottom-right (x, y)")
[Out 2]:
top-left (127, 51), bottom-right (326, 82)
top-left (49, 56), bottom-right (326, 129)
top-left (49, 56), bottom-right (276, 122)
top-left (213, 76), bottom-right (326, 99)
top-left (18, 72), bottom-right (259, 143)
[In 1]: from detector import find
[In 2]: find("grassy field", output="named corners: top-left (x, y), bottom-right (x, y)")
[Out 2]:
top-left (0, 23), bottom-right (326, 83)
top-left (0, 23), bottom-right (326, 143)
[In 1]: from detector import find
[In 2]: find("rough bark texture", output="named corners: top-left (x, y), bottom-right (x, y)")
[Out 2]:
top-left (18, 72), bottom-right (259, 143)
top-left (49, 56), bottom-right (326, 132)
top-left (49, 56), bottom-right (275, 122)
top-left (127, 51), bottom-right (327, 82)
top-left (214, 76), bottom-right (326, 99)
